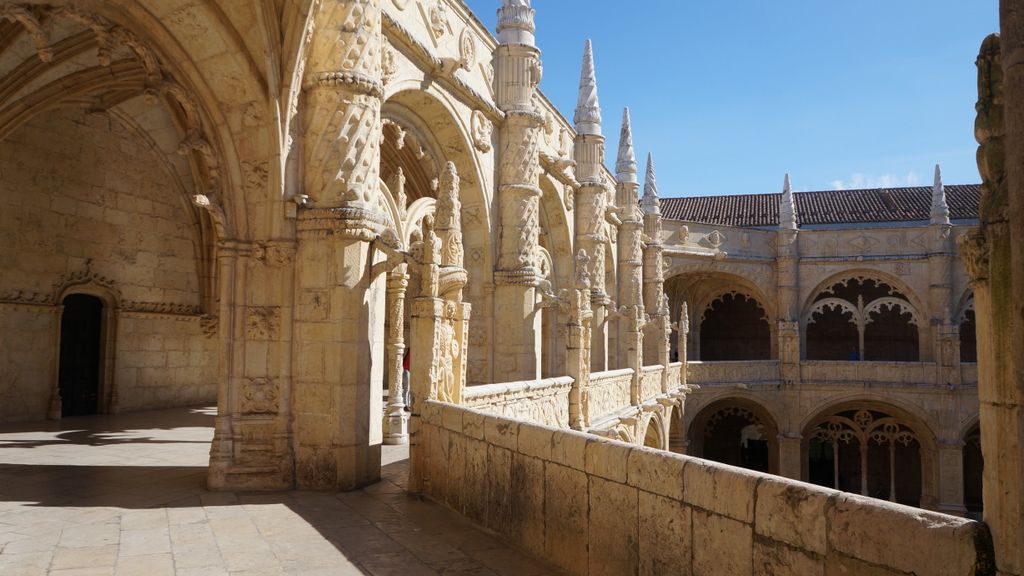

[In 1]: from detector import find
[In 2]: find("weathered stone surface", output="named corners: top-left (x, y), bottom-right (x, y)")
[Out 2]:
top-left (627, 446), bottom-right (685, 500)
top-left (639, 491), bottom-right (690, 576)
top-left (589, 476), bottom-right (639, 576)
top-left (518, 423), bottom-right (554, 461)
top-left (827, 493), bottom-right (979, 576)
top-left (683, 458), bottom-right (758, 523)
top-left (511, 453), bottom-right (546, 557)
top-left (753, 539), bottom-right (823, 576)
top-left (484, 415), bottom-right (520, 451)
top-left (485, 444), bottom-right (514, 535)
top-left (551, 428), bottom-right (590, 471)
top-left (545, 463), bottom-right (589, 573)
top-left (585, 437), bottom-right (632, 483)
top-left (692, 510), bottom-right (753, 576)
top-left (755, 476), bottom-right (832, 555)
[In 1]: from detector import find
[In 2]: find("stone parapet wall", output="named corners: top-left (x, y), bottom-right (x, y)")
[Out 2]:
top-left (416, 400), bottom-right (994, 576)
top-left (588, 368), bottom-right (633, 422)
top-left (687, 360), bottom-right (781, 385)
top-left (687, 359), bottom-right (980, 387)
top-left (463, 376), bottom-right (574, 428)
top-left (640, 365), bottom-right (663, 402)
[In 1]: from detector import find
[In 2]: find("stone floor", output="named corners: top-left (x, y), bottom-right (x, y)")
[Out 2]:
top-left (0, 407), bottom-right (567, 576)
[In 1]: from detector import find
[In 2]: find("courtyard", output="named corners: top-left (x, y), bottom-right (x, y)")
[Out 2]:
top-left (0, 407), bottom-right (564, 576)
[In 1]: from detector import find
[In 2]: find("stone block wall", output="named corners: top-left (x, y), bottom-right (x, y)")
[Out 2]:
top-left (114, 313), bottom-right (217, 412)
top-left (0, 306), bottom-right (59, 420)
top-left (417, 400), bottom-right (994, 576)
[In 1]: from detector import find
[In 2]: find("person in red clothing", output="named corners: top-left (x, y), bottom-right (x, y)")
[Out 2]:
top-left (402, 348), bottom-right (411, 410)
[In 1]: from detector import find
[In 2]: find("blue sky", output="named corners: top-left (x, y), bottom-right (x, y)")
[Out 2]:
top-left (463, 1), bottom-right (998, 197)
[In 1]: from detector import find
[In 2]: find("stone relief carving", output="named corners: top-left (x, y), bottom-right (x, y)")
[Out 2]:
top-left (246, 307), bottom-right (281, 340)
top-left (241, 378), bottom-right (279, 415)
top-left (429, 3), bottom-right (449, 39)
top-left (471, 110), bottom-right (493, 152)
top-left (459, 28), bottom-right (476, 69)
top-left (382, 44), bottom-right (398, 85)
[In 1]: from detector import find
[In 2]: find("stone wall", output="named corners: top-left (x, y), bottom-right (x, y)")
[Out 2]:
top-left (0, 107), bottom-right (215, 420)
top-left (114, 313), bottom-right (217, 412)
top-left (417, 400), bottom-right (994, 576)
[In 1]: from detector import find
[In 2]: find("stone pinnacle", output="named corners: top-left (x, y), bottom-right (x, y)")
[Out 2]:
top-left (616, 107), bottom-right (637, 184)
top-left (573, 39), bottom-right (602, 136)
top-left (931, 164), bottom-right (950, 225)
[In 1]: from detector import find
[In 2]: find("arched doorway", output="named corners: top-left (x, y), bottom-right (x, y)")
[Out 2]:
top-left (57, 294), bottom-right (104, 417)
top-left (959, 297), bottom-right (977, 363)
top-left (963, 424), bottom-right (983, 518)
top-left (806, 408), bottom-right (923, 505)
top-left (689, 399), bottom-right (779, 473)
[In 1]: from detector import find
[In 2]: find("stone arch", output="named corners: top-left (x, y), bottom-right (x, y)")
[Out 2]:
top-left (538, 175), bottom-right (573, 378)
top-left (688, 397), bottom-right (779, 474)
top-left (961, 420), bottom-right (983, 517)
top-left (0, 4), bottom-right (231, 420)
top-left (643, 414), bottom-right (664, 450)
top-left (802, 271), bottom-right (924, 362)
top-left (956, 290), bottom-right (976, 363)
top-left (801, 399), bottom-right (938, 508)
top-left (665, 271), bottom-right (775, 362)
top-left (668, 404), bottom-right (685, 453)
top-left (379, 87), bottom-right (493, 384)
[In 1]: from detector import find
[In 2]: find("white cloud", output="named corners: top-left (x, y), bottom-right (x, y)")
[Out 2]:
top-left (830, 171), bottom-right (921, 191)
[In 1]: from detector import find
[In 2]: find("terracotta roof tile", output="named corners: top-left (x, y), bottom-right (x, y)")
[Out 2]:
top-left (659, 185), bottom-right (981, 227)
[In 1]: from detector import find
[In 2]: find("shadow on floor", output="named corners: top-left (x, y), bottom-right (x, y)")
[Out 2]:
top-left (0, 408), bottom-right (564, 576)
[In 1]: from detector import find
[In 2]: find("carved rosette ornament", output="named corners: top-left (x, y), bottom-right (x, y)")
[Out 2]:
top-left (241, 378), bottom-right (280, 415)
top-left (301, 0), bottom-right (386, 237)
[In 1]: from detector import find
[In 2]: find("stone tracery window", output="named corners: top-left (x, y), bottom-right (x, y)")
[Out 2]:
top-left (805, 277), bottom-right (920, 361)
top-left (807, 408), bottom-right (922, 505)
top-left (699, 292), bottom-right (770, 360)
top-left (691, 402), bottom-right (778, 473)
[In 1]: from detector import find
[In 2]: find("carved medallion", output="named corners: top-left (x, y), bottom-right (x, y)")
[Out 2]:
top-left (459, 28), bottom-right (476, 69)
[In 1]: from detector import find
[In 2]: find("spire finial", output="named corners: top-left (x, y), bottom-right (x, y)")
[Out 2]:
top-left (641, 153), bottom-right (660, 215)
top-left (930, 163), bottom-right (950, 225)
top-left (616, 107), bottom-right (637, 184)
top-left (780, 173), bottom-right (798, 230)
top-left (497, 0), bottom-right (535, 46)
top-left (573, 39), bottom-right (602, 136)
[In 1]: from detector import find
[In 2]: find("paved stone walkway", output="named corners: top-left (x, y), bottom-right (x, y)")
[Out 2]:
top-left (0, 407), bottom-right (566, 576)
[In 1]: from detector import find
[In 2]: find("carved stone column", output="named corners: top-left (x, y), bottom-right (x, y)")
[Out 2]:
top-left (493, 1), bottom-right (544, 382)
top-left (966, 14), bottom-right (1024, 573)
top-left (677, 302), bottom-right (690, 389)
top-left (615, 109), bottom-right (643, 377)
top-left (936, 440), bottom-right (968, 516)
top-left (777, 175), bottom-right (802, 384)
top-left (384, 267), bottom-right (409, 445)
top-left (566, 250), bottom-right (593, 430)
top-left (408, 213), bottom-right (471, 494)
top-left (777, 433), bottom-right (803, 481)
top-left (573, 40), bottom-right (610, 374)
top-left (290, 0), bottom-right (388, 491)
top-left (641, 154), bottom-right (669, 372)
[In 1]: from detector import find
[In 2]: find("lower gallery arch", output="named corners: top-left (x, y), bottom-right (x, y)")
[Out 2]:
top-left (963, 423), bottom-right (983, 518)
top-left (643, 416), bottom-right (663, 450)
top-left (668, 405), bottom-right (685, 453)
top-left (688, 398), bottom-right (779, 474)
top-left (803, 403), bottom-right (933, 507)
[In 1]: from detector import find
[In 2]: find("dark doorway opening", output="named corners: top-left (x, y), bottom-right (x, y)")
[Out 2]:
top-left (58, 294), bottom-right (103, 417)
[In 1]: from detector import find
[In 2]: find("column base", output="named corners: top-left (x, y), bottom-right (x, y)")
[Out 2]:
top-left (384, 408), bottom-right (410, 445)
